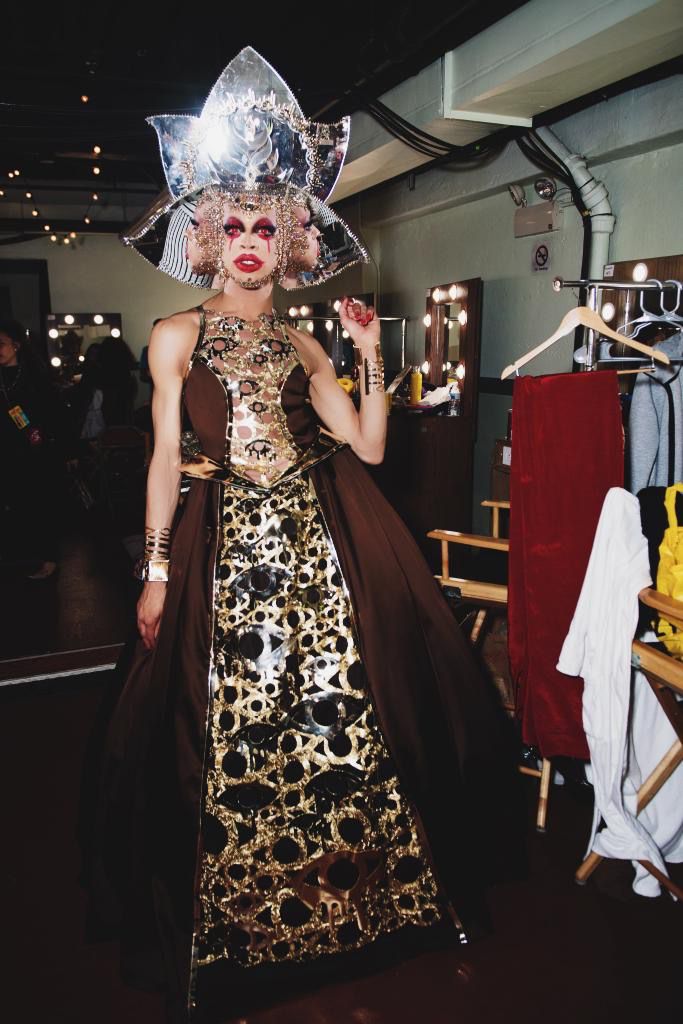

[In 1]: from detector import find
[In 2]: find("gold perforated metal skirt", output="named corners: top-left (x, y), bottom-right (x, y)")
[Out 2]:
top-left (196, 475), bottom-right (445, 969)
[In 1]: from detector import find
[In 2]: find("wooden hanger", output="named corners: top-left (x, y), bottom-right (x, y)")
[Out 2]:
top-left (500, 306), bottom-right (670, 380)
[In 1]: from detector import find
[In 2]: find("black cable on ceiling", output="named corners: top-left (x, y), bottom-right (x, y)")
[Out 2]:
top-left (365, 97), bottom-right (521, 165)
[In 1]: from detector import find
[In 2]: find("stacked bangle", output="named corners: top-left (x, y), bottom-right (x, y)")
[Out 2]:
top-left (136, 527), bottom-right (171, 582)
top-left (353, 344), bottom-right (385, 396)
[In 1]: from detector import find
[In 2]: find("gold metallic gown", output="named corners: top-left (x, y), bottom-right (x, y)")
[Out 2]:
top-left (190, 312), bottom-right (452, 975)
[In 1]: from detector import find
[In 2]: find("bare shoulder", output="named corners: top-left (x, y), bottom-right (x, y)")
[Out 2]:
top-left (286, 325), bottom-right (332, 376)
top-left (148, 308), bottom-right (202, 377)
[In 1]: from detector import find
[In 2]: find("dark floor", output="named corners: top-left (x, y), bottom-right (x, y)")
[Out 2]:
top-left (1, 672), bottom-right (680, 1024)
top-left (0, 520), bottom-right (134, 661)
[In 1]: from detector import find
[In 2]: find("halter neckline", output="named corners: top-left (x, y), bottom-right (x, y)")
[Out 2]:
top-left (200, 307), bottom-right (283, 325)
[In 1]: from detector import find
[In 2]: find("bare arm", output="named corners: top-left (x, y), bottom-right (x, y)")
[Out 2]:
top-left (137, 312), bottom-right (198, 649)
top-left (302, 298), bottom-right (387, 465)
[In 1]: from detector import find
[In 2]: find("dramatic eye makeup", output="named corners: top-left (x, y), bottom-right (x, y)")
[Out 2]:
top-left (223, 216), bottom-right (243, 238)
top-left (253, 218), bottom-right (277, 239)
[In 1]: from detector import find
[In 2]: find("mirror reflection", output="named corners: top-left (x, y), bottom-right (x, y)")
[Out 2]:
top-left (423, 278), bottom-right (482, 420)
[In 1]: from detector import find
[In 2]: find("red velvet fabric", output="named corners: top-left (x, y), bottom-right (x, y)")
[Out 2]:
top-left (508, 371), bottom-right (624, 759)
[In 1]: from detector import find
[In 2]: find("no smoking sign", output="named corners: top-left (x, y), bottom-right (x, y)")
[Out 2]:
top-left (532, 241), bottom-right (551, 272)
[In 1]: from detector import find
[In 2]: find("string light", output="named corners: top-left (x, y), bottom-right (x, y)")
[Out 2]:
top-left (31, 208), bottom-right (39, 217)
top-left (14, 169), bottom-right (20, 176)
top-left (84, 216), bottom-right (91, 224)
top-left (43, 224), bottom-right (50, 231)
top-left (8, 172), bottom-right (14, 179)
top-left (25, 191), bottom-right (32, 199)
top-left (81, 95), bottom-right (89, 103)
top-left (93, 145), bottom-right (101, 155)
top-left (92, 166), bottom-right (101, 175)
top-left (91, 193), bottom-right (98, 201)
top-left (64, 237), bottom-right (71, 245)
top-left (0, 189), bottom-right (4, 196)
top-left (50, 234), bottom-right (57, 242)
top-left (69, 231), bottom-right (76, 239)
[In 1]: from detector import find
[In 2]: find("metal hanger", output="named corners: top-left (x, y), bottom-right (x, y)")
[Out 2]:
top-left (620, 279), bottom-right (674, 338)
top-left (500, 305), bottom-right (670, 380)
top-left (660, 280), bottom-right (683, 325)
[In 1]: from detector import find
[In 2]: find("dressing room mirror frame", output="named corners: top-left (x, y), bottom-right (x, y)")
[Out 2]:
top-left (423, 277), bottom-right (482, 420)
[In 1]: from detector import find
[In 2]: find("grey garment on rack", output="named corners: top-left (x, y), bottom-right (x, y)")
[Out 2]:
top-left (629, 331), bottom-right (683, 495)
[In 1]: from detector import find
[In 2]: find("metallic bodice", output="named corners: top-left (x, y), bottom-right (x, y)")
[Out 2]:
top-left (192, 310), bottom-right (308, 488)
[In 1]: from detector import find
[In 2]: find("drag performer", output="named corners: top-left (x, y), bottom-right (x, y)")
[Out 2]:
top-left (88, 47), bottom-right (520, 1024)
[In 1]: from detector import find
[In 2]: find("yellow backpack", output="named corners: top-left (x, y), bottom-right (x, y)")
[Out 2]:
top-left (656, 483), bottom-right (683, 656)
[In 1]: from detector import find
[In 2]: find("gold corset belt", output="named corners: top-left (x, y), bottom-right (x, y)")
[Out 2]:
top-left (180, 429), bottom-right (347, 492)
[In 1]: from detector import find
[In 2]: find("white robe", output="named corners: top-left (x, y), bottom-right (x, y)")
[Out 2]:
top-left (557, 487), bottom-right (683, 896)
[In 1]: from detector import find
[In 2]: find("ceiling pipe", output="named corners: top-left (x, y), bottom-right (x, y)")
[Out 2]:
top-left (534, 126), bottom-right (616, 280)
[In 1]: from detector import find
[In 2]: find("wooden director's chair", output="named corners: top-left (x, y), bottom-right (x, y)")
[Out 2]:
top-left (429, 499), bottom-right (554, 832)
top-left (575, 587), bottom-right (683, 899)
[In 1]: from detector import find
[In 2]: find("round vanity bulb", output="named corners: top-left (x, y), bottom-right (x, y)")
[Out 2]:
top-left (632, 262), bottom-right (649, 283)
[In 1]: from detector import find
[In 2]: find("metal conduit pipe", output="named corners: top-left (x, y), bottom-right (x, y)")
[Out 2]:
top-left (535, 126), bottom-right (616, 280)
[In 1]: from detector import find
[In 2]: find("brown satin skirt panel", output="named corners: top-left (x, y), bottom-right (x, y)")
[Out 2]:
top-left (310, 450), bottom-right (525, 930)
top-left (87, 477), bottom-right (219, 1006)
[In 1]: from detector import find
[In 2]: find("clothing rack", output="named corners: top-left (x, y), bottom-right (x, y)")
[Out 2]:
top-left (552, 277), bottom-right (683, 370)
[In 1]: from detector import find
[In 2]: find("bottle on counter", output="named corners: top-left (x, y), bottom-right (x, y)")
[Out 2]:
top-left (409, 365), bottom-right (423, 405)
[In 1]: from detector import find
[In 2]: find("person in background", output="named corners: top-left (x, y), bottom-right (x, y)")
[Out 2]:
top-left (98, 335), bottom-right (138, 427)
top-left (0, 318), bottom-right (66, 579)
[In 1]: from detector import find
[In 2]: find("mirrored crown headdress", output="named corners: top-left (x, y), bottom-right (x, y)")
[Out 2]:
top-left (121, 46), bottom-right (368, 290)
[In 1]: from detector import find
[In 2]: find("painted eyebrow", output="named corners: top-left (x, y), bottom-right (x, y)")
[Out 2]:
top-left (252, 217), bottom-right (276, 228)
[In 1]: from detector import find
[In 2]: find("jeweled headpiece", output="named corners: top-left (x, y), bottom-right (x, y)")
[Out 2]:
top-left (121, 46), bottom-right (367, 290)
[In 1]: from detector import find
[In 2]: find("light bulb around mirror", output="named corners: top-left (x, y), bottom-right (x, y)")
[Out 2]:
top-left (333, 300), bottom-right (341, 312)
top-left (423, 313), bottom-right (432, 328)
top-left (306, 321), bottom-right (314, 334)
top-left (299, 305), bottom-right (311, 317)
top-left (632, 262), bottom-right (649, 283)
top-left (448, 284), bottom-right (459, 301)
top-left (78, 354), bottom-right (85, 362)
top-left (110, 327), bottom-right (121, 338)
top-left (325, 320), bottom-right (333, 331)
top-left (457, 309), bottom-right (467, 326)
top-left (601, 302), bottom-right (616, 322)
top-left (64, 314), bottom-right (75, 324)
top-left (93, 314), bottom-right (104, 324)
top-left (50, 356), bottom-right (62, 367)
top-left (288, 306), bottom-right (299, 317)
top-left (48, 328), bottom-right (59, 339)
top-left (432, 288), bottom-right (442, 303)
top-left (342, 329), bottom-right (349, 339)
top-left (421, 361), bottom-right (430, 374)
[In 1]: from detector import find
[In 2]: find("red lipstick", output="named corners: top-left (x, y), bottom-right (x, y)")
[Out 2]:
top-left (234, 254), bottom-right (264, 273)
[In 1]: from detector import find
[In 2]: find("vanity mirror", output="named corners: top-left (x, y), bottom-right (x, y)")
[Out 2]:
top-left (287, 295), bottom-right (407, 385)
top-left (46, 312), bottom-right (123, 377)
top-left (423, 277), bottom-right (482, 419)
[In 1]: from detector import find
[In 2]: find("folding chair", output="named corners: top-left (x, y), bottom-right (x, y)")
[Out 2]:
top-left (429, 499), bottom-right (554, 832)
